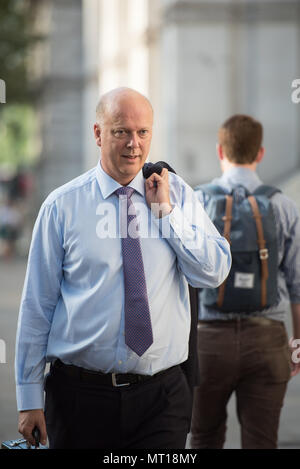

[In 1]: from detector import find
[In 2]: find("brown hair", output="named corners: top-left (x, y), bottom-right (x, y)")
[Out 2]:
top-left (218, 114), bottom-right (263, 164)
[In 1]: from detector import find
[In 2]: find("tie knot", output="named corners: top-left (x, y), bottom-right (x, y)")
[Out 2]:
top-left (115, 187), bottom-right (135, 199)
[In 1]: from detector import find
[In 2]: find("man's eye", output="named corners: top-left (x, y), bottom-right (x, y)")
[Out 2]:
top-left (114, 130), bottom-right (126, 137)
top-left (139, 130), bottom-right (148, 137)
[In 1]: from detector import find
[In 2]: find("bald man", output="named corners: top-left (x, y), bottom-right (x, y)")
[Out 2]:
top-left (16, 88), bottom-right (231, 449)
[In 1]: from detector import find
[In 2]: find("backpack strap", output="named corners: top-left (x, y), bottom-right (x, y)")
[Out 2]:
top-left (248, 185), bottom-right (280, 308)
top-left (217, 194), bottom-right (233, 308)
top-left (195, 183), bottom-right (233, 308)
top-left (247, 196), bottom-right (269, 308)
top-left (194, 183), bottom-right (229, 196)
top-left (196, 183), bottom-right (281, 198)
top-left (253, 184), bottom-right (281, 198)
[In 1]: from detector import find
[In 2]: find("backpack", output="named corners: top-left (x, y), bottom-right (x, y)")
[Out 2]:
top-left (195, 183), bottom-right (281, 313)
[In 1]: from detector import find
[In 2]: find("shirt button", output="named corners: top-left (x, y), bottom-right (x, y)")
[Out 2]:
top-left (118, 360), bottom-right (122, 365)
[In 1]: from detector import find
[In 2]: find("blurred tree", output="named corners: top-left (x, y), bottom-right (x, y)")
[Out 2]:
top-left (0, 0), bottom-right (42, 104)
top-left (0, 105), bottom-right (38, 167)
top-left (0, 0), bottom-right (42, 169)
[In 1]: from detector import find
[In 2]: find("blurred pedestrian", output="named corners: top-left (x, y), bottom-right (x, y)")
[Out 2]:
top-left (0, 198), bottom-right (21, 260)
top-left (191, 114), bottom-right (300, 449)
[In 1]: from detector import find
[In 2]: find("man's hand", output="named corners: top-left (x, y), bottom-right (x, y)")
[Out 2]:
top-left (18, 409), bottom-right (47, 446)
top-left (145, 168), bottom-right (172, 218)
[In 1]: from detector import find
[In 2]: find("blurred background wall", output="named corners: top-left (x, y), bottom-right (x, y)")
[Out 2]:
top-left (23, 0), bottom-right (300, 209)
top-left (1, 0), bottom-right (299, 251)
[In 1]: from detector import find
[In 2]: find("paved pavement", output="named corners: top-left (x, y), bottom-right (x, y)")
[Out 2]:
top-left (0, 257), bottom-right (299, 448)
top-left (0, 258), bottom-right (25, 444)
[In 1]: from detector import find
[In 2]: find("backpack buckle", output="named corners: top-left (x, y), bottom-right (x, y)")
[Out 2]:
top-left (259, 248), bottom-right (269, 260)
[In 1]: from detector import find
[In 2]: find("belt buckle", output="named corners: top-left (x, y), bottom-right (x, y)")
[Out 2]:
top-left (112, 373), bottom-right (130, 387)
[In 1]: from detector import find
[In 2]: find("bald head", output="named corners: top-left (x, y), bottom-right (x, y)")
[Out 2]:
top-left (96, 87), bottom-right (153, 125)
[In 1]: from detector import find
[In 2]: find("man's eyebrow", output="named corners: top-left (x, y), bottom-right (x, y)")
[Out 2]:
top-left (112, 127), bottom-right (128, 132)
top-left (112, 126), bottom-right (151, 131)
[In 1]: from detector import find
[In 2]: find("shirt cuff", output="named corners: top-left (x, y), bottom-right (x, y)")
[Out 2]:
top-left (16, 383), bottom-right (44, 411)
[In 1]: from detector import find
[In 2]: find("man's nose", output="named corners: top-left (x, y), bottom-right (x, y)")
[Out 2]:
top-left (127, 133), bottom-right (139, 148)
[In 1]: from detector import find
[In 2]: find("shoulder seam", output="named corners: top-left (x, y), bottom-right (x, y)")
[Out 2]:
top-left (43, 171), bottom-right (97, 207)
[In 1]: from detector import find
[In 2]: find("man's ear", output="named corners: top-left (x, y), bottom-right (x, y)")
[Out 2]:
top-left (94, 123), bottom-right (101, 147)
top-left (216, 143), bottom-right (224, 161)
top-left (256, 146), bottom-right (265, 164)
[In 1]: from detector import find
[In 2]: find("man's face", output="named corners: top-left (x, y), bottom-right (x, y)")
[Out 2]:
top-left (94, 94), bottom-right (153, 185)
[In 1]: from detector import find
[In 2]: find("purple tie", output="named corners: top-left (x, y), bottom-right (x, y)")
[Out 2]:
top-left (116, 186), bottom-right (153, 356)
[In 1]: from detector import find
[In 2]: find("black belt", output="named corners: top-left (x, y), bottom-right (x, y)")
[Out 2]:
top-left (52, 359), bottom-right (178, 388)
top-left (198, 317), bottom-right (283, 327)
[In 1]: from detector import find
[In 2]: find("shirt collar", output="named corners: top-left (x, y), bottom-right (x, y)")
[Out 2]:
top-left (95, 160), bottom-right (145, 199)
top-left (216, 167), bottom-right (263, 192)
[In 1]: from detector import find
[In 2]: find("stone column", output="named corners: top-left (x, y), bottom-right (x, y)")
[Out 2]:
top-left (160, 0), bottom-right (300, 186)
top-left (35, 0), bottom-right (84, 203)
top-left (82, 0), bottom-right (100, 171)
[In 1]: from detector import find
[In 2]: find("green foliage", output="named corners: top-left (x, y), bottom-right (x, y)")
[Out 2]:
top-left (0, 1), bottom-right (43, 169)
top-left (0, 0), bottom-right (42, 104)
top-left (0, 104), bottom-right (38, 168)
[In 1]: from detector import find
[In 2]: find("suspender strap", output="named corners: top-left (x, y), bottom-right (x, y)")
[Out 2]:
top-left (217, 195), bottom-right (233, 308)
top-left (247, 195), bottom-right (269, 308)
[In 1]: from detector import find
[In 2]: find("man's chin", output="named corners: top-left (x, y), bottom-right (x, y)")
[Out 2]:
top-left (121, 158), bottom-right (144, 172)
top-left (118, 161), bottom-right (144, 183)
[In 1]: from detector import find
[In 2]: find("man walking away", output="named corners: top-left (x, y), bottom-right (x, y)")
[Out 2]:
top-left (191, 114), bottom-right (300, 449)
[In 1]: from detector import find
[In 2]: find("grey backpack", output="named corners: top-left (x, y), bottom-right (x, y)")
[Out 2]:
top-left (195, 183), bottom-right (280, 313)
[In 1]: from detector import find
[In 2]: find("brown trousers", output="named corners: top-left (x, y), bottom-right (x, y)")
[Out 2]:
top-left (190, 317), bottom-right (291, 449)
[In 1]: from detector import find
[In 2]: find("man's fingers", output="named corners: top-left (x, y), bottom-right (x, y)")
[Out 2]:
top-left (145, 173), bottom-right (160, 190)
top-left (155, 168), bottom-right (169, 183)
top-left (146, 169), bottom-right (168, 189)
top-left (148, 172), bottom-right (161, 183)
top-left (18, 409), bottom-right (47, 446)
top-left (19, 424), bottom-right (36, 446)
top-left (160, 168), bottom-right (169, 180)
top-left (291, 363), bottom-right (300, 378)
top-left (39, 420), bottom-right (48, 445)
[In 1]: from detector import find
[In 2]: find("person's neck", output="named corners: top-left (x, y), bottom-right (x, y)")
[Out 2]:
top-left (221, 160), bottom-right (257, 173)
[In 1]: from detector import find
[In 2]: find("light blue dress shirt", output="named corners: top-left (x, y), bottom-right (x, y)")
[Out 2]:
top-left (196, 167), bottom-right (300, 321)
top-left (15, 161), bottom-right (231, 411)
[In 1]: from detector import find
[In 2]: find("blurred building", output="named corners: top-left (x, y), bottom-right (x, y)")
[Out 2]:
top-left (160, 0), bottom-right (300, 188)
top-left (30, 0), bottom-right (85, 205)
top-left (31, 0), bottom-right (300, 204)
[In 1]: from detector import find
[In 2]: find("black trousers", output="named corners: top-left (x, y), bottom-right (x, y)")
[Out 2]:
top-left (44, 363), bottom-right (192, 449)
